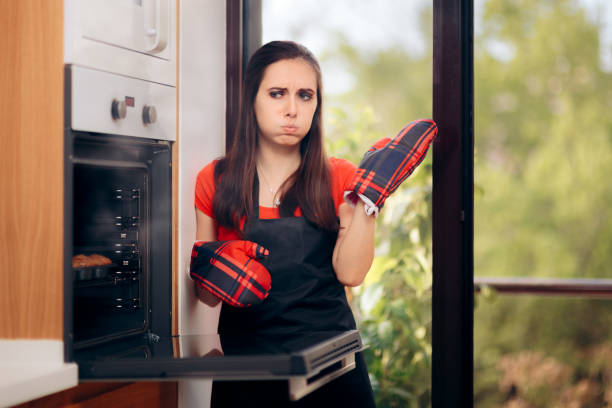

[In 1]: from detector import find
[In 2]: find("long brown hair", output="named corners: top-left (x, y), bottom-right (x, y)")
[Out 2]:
top-left (213, 41), bottom-right (338, 234)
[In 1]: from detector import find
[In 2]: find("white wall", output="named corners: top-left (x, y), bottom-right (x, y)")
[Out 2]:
top-left (178, 0), bottom-right (226, 406)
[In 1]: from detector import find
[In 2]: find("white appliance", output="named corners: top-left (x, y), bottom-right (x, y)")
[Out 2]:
top-left (64, 0), bottom-right (176, 86)
top-left (64, 0), bottom-right (176, 140)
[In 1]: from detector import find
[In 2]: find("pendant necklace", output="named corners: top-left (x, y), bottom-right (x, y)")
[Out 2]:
top-left (257, 167), bottom-right (281, 207)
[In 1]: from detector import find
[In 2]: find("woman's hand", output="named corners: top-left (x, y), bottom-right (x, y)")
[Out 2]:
top-left (195, 283), bottom-right (222, 307)
top-left (332, 201), bottom-right (375, 286)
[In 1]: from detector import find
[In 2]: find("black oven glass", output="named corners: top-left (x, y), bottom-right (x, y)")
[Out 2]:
top-left (66, 132), bottom-right (172, 353)
top-left (73, 164), bottom-right (149, 346)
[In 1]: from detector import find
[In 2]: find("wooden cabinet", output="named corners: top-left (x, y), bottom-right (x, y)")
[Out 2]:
top-left (0, 0), bottom-right (64, 341)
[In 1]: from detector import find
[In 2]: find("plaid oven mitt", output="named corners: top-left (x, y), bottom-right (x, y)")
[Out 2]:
top-left (190, 240), bottom-right (271, 307)
top-left (345, 119), bottom-right (438, 216)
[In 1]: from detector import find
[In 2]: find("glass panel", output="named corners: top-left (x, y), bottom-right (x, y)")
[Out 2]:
top-left (262, 1), bottom-right (433, 406)
top-left (474, 0), bottom-right (612, 279)
top-left (475, 295), bottom-right (612, 407)
top-left (474, 0), bottom-right (612, 406)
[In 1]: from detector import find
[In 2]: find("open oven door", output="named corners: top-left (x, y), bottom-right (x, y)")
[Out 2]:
top-left (73, 330), bottom-right (364, 402)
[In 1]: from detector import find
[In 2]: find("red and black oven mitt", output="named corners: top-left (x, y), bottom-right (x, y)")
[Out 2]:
top-left (345, 119), bottom-right (438, 216)
top-left (189, 240), bottom-right (271, 307)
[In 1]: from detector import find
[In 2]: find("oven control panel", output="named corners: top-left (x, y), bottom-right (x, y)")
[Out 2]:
top-left (70, 65), bottom-right (176, 141)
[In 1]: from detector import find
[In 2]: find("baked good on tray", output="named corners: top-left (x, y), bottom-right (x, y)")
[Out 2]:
top-left (72, 254), bottom-right (112, 268)
top-left (88, 254), bottom-right (112, 266)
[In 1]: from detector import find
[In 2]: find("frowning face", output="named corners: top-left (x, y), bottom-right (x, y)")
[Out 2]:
top-left (254, 58), bottom-right (318, 150)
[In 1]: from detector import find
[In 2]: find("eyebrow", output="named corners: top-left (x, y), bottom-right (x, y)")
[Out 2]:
top-left (267, 87), bottom-right (315, 94)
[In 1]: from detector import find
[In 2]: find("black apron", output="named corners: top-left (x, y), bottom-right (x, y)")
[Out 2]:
top-left (212, 206), bottom-right (376, 407)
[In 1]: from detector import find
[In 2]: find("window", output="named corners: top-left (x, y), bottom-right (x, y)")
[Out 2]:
top-left (473, 0), bottom-right (612, 406)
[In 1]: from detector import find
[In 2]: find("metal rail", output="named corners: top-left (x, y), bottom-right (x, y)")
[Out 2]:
top-left (474, 277), bottom-right (612, 297)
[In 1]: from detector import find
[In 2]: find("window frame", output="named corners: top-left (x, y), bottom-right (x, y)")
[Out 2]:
top-left (432, 1), bottom-right (474, 407)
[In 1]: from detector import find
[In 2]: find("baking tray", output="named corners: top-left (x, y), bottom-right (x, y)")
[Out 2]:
top-left (73, 263), bottom-right (117, 282)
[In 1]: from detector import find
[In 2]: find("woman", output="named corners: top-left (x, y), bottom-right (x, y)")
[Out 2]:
top-left (193, 41), bottom-right (377, 407)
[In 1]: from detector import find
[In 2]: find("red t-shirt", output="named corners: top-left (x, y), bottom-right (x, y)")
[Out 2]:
top-left (195, 157), bottom-right (357, 240)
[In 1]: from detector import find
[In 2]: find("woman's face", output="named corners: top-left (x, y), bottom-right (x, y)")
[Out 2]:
top-left (254, 58), bottom-right (318, 149)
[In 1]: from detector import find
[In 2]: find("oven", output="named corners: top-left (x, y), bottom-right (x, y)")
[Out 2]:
top-left (64, 64), bottom-right (174, 356)
top-left (64, 0), bottom-right (176, 357)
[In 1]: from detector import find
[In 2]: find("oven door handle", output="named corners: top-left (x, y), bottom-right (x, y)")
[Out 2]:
top-left (143, 0), bottom-right (168, 53)
top-left (287, 352), bottom-right (356, 401)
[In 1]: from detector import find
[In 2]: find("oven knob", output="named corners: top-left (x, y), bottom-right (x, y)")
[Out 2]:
top-left (142, 105), bottom-right (157, 124)
top-left (111, 99), bottom-right (127, 120)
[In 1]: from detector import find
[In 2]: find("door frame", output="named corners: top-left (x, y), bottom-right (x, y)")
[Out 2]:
top-left (432, 0), bottom-right (474, 407)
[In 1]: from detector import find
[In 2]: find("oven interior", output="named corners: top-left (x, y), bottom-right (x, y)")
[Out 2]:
top-left (66, 132), bottom-right (172, 354)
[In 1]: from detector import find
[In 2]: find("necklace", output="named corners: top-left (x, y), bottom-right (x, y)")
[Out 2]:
top-left (257, 167), bottom-right (281, 207)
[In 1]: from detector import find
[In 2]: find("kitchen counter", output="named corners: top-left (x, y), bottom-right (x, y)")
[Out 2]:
top-left (0, 339), bottom-right (78, 408)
